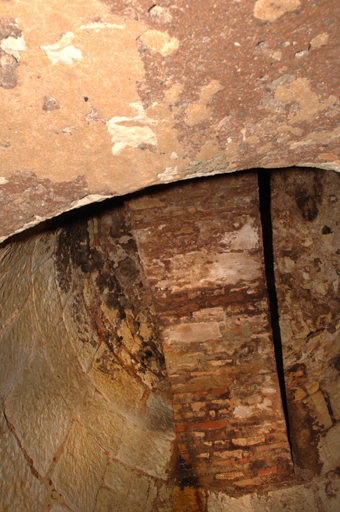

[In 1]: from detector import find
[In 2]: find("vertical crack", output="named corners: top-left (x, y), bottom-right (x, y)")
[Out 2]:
top-left (258, 169), bottom-right (291, 446)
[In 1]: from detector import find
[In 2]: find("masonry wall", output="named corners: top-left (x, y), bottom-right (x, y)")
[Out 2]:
top-left (0, 205), bottom-right (176, 512)
top-left (271, 169), bottom-right (340, 481)
top-left (127, 172), bottom-right (293, 493)
top-left (0, 170), bottom-right (340, 512)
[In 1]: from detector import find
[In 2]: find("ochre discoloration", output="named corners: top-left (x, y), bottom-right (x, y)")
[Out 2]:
top-left (275, 78), bottom-right (337, 124)
top-left (254, 0), bottom-right (301, 21)
top-left (185, 80), bottom-right (223, 127)
top-left (141, 29), bottom-right (179, 56)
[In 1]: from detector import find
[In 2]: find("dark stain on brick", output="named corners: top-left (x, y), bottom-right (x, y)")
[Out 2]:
top-left (54, 200), bottom-right (169, 388)
top-left (294, 172), bottom-right (323, 222)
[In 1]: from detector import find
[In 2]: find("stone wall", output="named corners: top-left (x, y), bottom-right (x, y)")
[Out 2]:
top-left (0, 169), bottom-right (340, 511)
top-left (0, 205), bottom-right (176, 512)
top-left (271, 169), bottom-right (340, 481)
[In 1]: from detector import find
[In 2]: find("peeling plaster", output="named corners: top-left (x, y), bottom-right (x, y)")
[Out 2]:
top-left (290, 126), bottom-right (340, 149)
top-left (0, 35), bottom-right (26, 61)
top-left (141, 29), bottom-right (179, 56)
top-left (41, 32), bottom-right (82, 65)
top-left (78, 22), bottom-right (124, 31)
top-left (107, 102), bottom-right (158, 155)
top-left (254, 0), bottom-right (301, 21)
top-left (157, 166), bottom-right (179, 183)
top-left (310, 33), bottom-right (329, 48)
top-left (275, 78), bottom-right (337, 124)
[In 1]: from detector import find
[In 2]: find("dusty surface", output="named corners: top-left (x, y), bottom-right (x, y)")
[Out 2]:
top-left (0, 0), bottom-right (340, 240)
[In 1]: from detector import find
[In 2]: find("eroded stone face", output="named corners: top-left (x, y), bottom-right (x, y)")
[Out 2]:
top-left (271, 169), bottom-right (340, 480)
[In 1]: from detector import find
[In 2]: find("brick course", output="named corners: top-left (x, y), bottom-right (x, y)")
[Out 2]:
top-left (126, 173), bottom-right (293, 490)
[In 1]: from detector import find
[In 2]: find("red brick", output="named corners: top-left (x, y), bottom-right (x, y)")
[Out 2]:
top-left (258, 466), bottom-right (277, 476)
top-left (193, 419), bottom-right (226, 431)
top-left (211, 389), bottom-right (228, 396)
top-left (239, 458), bottom-right (251, 465)
top-left (213, 460), bottom-right (235, 467)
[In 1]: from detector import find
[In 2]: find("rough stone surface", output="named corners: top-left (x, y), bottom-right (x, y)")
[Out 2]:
top-left (75, 389), bottom-right (124, 455)
top-left (53, 421), bottom-right (107, 512)
top-left (117, 420), bottom-right (175, 479)
top-left (0, 300), bottom-right (39, 398)
top-left (5, 349), bottom-right (72, 477)
top-left (0, 423), bottom-right (47, 512)
top-left (96, 458), bottom-right (157, 512)
top-left (271, 169), bottom-right (340, 480)
top-left (0, 1), bottom-right (340, 241)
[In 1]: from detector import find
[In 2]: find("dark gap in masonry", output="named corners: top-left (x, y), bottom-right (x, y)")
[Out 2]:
top-left (257, 169), bottom-right (292, 448)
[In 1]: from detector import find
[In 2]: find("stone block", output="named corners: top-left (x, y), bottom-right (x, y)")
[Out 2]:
top-left (33, 257), bottom-right (62, 343)
top-left (76, 389), bottom-right (124, 455)
top-left (45, 321), bottom-right (93, 411)
top-left (88, 342), bottom-right (144, 418)
top-left (0, 427), bottom-right (47, 512)
top-left (63, 288), bottom-right (99, 372)
top-left (53, 421), bottom-right (107, 512)
top-left (5, 349), bottom-right (72, 476)
top-left (0, 237), bottom-right (35, 275)
top-left (94, 458), bottom-right (157, 512)
top-left (32, 231), bottom-right (56, 273)
top-left (0, 253), bottom-right (31, 326)
top-left (0, 300), bottom-right (40, 398)
top-left (144, 393), bottom-right (175, 438)
top-left (117, 422), bottom-right (174, 479)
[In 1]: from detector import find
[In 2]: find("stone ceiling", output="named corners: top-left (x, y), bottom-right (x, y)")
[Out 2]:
top-left (1, 0), bottom-right (339, 242)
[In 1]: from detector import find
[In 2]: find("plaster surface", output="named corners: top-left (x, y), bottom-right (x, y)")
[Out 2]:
top-left (1, 0), bottom-right (340, 240)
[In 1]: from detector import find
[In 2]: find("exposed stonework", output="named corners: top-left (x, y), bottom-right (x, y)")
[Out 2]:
top-left (0, 204), bottom-right (176, 512)
top-left (0, 0), bottom-right (340, 241)
top-left (271, 169), bottom-right (340, 481)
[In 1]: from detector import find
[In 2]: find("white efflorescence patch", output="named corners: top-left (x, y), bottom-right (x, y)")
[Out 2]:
top-left (78, 22), bottom-right (124, 31)
top-left (41, 32), bottom-right (82, 65)
top-left (141, 29), bottom-right (179, 56)
top-left (107, 102), bottom-right (158, 155)
top-left (157, 166), bottom-right (178, 183)
top-left (254, 0), bottom-right (300, 21)
top-left (0, 36), bottom-right (26, 60)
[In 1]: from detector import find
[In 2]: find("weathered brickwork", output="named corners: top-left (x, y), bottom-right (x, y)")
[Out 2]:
top-left (126, 173), bottom-right (293, 492)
